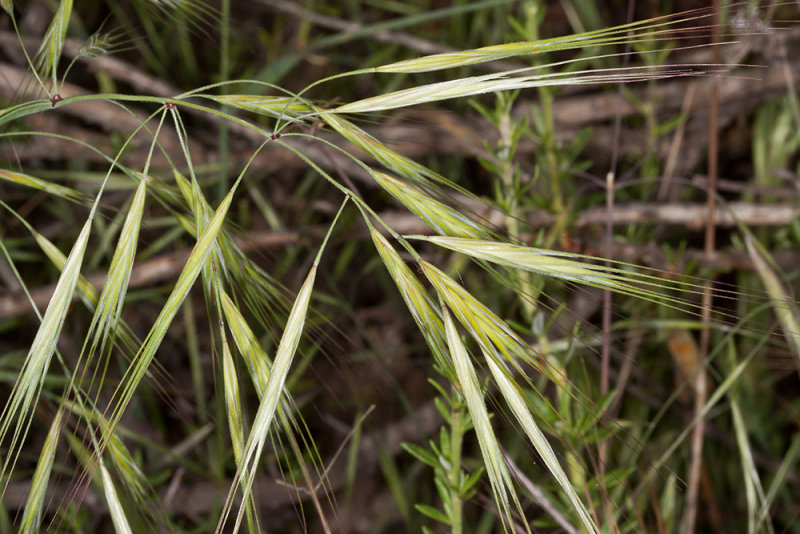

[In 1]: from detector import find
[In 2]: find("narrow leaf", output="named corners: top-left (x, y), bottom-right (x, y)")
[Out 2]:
top-left (745, 234), bottom-right (800, 363)
top-left (442, 307), bottom-right (520, 530)
top-left (101, 463), bottom-right (133, 534)
top-left (419, 259), bottom-right (561, 384)
top-left (372, 9), bottom-right (716, 73)
top-left (19, 410), bottom-right (63, 534)
top-left (222, 329), bottom-right (246, 464)
top-left (483, 347), bottom-right (599, 534)
top-left (0, 219), bottom-right (91, 485)
top-left (89, 177), bottom-right (147, 349)
top-left (206, 95), bottom-right (311, 120)
top-left (226, 264), bottom-right (316, 532)
top-left (109, 193), bottom-right (233, 435)
top-left (334, 65), bottom-right (705, 114)
top-left (321, 112), bottom-right (450, 190)
top-left (369, 228), bottom-right (450, 371)
top-left (0, 169), bottom-right (87, 203)
top-left (415, 503), bottom-right (451, 525)
top-left (414, 235), bottom-right (709, 314)
top-left (371, 171), bottom-right (489, 239)
top-left (35, 0), bottom-right (74, 85)
top-left (220, 290), bottom-right (272, 395)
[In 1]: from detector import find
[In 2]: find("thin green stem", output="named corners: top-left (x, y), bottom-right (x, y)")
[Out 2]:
top-left (218, 0), bottom-right (231, 203)
top-left (7, 14), bottom-right (47, 94)
top-left (448, 406), bottom-right (464, 534)
top-left (538, 87), bottom-right (563, 213)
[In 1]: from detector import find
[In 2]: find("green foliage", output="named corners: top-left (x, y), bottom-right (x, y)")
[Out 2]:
top-left (402, 379), bottom-right (483, 531)
top-left (1, 1), bottom-right (799, 533)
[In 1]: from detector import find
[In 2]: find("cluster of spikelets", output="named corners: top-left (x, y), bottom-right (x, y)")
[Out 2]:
top-left (1, 2), bottom-right (798, 533)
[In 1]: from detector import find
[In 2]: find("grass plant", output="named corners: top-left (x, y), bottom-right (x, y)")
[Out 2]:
top-left (1, 1), bottom-right (799, 532)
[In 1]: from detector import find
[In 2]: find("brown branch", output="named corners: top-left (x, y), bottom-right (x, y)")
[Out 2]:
top-left (572, 201), bottom-right (800, 228)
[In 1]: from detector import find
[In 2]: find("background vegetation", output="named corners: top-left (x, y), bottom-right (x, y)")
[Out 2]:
top-left (0, 0), bottom-right (799, 532)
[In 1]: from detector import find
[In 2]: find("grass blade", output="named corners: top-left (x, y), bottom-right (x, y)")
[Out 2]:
top-left (222, 329), bottom-right (246, 464)
top-left (334, 65), bottom-right (709, 114)
top-left (33, 230), bottom-right (99, 310)
top-left (220, 314), bottom-right (260, 533)
top-left (483, 348), bottom-right (599, 534)
top-left (223, 263), bottom-right (316, 532)
top-left (371, 171), bottom-right (490, 239)
top-left (0, 219), bottom-right (91, 490)
top-left (412, 235), bottom-right (729, 319)
top-left (371, 7), bottom-right (716, 73)
top-left (730, 399), bottom-right (768, 534)
top-left (220, 197), bottom-right (347, 533)
top-left (108, 192), bottom-right (233, 437)
top-left (320, 112), bottom-right (454, 190)
top-left (206, 94), bottom-right (312, 120)
top-left (0, 169), bottom-right (87, 203)
top-left (220, 290), bottom-right (272, 395)
top-left (419, 259), bottom-right (562, 385)
top-left (100, 463), bottom-right (133, 534)
top-left (87, 177), bottom-right (148, 353)
top-left (757, 433), bottom-right (800, 531)
top-left (422, 253), bottom-right (595, 531)
top-left (441, 306), bottom-right (525, 532)
top-left (745, 234), bottom-right (800, 364)
top-left (19, 409), bottom-right (63, 534)
top-left (35, 0), bottom-right (74, 86)
top-left (368, 227), bottom-right (450, 369)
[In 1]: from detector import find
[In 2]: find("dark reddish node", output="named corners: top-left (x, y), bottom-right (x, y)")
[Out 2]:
top-left (49, 94), bottom-right (63, 108)
top-left (165, 102), bottom-right (175, 110)
top-left (270, 132), bottom-right (281, 140)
